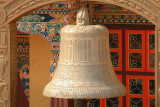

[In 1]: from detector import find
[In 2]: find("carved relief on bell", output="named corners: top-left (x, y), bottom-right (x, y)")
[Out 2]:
top-left (43, 7), bottom-right (127, 99)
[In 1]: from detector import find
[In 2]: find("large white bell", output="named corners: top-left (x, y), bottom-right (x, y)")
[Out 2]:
top-left (43, 7), bottom-right (127, 99)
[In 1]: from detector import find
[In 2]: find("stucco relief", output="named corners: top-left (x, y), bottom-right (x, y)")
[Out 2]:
top-left (7, 1), bottom-right (37, 19)
top-left (0, 0), bottom-right (159, 28)
top-left (152, 0), bottom-right (160, 3)
top-left (0, 29), bottom-right (8, 107)
top-left (5, 0), bottom-right (30, 15)
top-left (0, 57), bottom-right (8, 107)
top-left (98, 0), bottom-right (160, 25)
top-left (0, 0), bottom-right (14, 25)
top-left (0, 0), bottom-right (14, 7)
top-left (0, 7), bottom-right (7, 25)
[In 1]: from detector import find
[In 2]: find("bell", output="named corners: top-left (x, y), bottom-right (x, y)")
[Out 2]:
top-left (43, 7), bottom-right (127, 99)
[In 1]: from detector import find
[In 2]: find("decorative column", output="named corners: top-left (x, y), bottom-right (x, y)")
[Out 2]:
top-left (0, 21), bottom-right (18, 107)
top-left (155, 26), bottom-right (160, 107)
top-left (0, 26), bottom-right (9, 107)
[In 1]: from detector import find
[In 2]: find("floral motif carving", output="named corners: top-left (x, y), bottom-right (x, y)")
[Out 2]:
top-left (152, 0), bottom-right (160, 3)
top-left (0, 49), bottom-right (7, 57)
top-left (0, 56), bottom-right (8, 107)
top-left (0, 57), bottom-right (7, 78)
top-left (0, 0), bottom-right (160, 28)
top-left (0, 28), bottom-right (8, 107)
top-left (0, 7), bottom-right (6, 25)
top-left (0, 0), bottom-right (7, 5)
top-left (0, 96), bottom-right (7, 107)
top-left (120, 0), bottom-right (159, 22)
top-left (0, 0), bottom-right (14, 6)
top-left (93, 0), bottom-right (160, 27)
top-left (7, 1), bottom-right (37, 19)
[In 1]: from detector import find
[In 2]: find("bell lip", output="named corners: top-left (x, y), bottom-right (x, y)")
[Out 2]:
top-left (43, 84), bottom-right (127, 99)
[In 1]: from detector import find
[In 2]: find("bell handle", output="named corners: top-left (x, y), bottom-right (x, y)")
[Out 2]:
top-left (76, 6), bottom-right (89, 26)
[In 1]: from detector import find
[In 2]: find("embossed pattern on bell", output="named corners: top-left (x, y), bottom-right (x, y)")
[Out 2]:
top-left (43, 7), bottom-right (127, 99)
top-left (59, 29), bottom-right (108, 65)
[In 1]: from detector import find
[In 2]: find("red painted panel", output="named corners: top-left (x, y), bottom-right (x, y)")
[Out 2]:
top-left (125, 30), bottom-right (146, 72)
top-left (104, 29), bottom-right (155, 107)
top-left (109, 30), bottom-right (122, 71)
top-left (146, 30), bottom-right (155, 72)
top-left (126, 75), bottom-right (147, 107)
top-left (146, 76), bottom-right (155, 107)
top-left (100, 98), bottom-right (106, 107)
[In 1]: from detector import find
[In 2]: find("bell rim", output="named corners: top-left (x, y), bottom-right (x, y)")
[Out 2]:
top-left (43, 84), bottom-right (127, 99)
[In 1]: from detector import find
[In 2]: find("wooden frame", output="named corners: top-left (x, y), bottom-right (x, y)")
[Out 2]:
top-left (125, 30), bottom-right (146, 72)
top-left (146, 30), bottom-right (155, 72)
top-left (126, 75), bottom-right (147, 107)
top-left (109, 29), bottom-right (122, 71)
top-left (146, 76), bottom-right (155, 107)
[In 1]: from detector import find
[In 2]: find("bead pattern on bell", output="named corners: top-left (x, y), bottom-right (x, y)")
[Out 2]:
top-left (43, 7), bottom-right (127, 99)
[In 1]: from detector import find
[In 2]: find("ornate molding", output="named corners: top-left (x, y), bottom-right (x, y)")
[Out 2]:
top-left (7, 1), bottom-right (37, 19)
top-left (0, 0), bottom-right (159, 28)
top-left (91, 0), bottom-right (160, 28)
top-left (0, 28), bottom-right (8, 107)
top-left (0, 57), bottom-right (8, 107)
top-left (155, 26), bottom-right (160, 31)
top-left (118, 0), bottom-right (159, 23)
top-left (0, 0), bottom-right (14, 7)
top-left (152, 0), bottom-right (160, 3)
top-left (0, 7), bottom-right (7, 25)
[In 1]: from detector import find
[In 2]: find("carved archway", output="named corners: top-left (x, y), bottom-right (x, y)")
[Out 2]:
top-left (0, 0), bottom-right (160, 28)
top-left (0, 0), bottom-right (160, 107)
